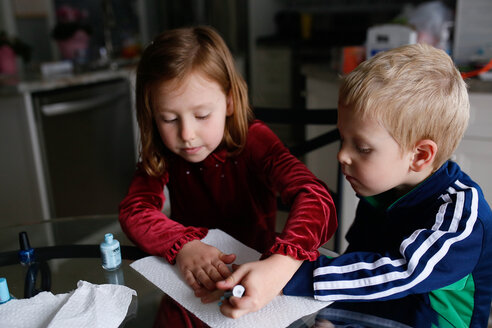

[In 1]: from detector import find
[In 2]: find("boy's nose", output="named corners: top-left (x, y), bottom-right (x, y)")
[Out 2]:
top-left (337, 146), bottom-right (351, 165)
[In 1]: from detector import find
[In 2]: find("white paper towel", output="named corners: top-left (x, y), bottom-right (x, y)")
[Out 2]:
top-left (130, 229), bottom-right (329, 328)
top-left (0, 280), bottom-right (136, 328)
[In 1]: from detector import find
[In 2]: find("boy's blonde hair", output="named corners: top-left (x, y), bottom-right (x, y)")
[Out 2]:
top-left (136, 26), bottom-right (253, 177)
top-left (339, 43), bottom-right (469, 168)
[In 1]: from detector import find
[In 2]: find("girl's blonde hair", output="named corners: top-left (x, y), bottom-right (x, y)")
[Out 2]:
top-left (136, 26), bottom-right (253, 177)
top-left (339, 43), bottom-right (469, 168)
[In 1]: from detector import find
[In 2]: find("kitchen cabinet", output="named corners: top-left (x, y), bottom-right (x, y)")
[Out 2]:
top-left (454, 92), bottom-right (492, 203)
top-left (0, 93), bottom-right (45, 223)
top-left (303, 65), bottom-right (356, 253)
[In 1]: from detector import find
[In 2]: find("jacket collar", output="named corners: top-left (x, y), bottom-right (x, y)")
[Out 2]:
top-left (360, 161), bottom-right (461, 211)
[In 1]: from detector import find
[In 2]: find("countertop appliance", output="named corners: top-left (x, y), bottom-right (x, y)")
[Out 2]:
top-left (366, 24), bottom-right (417, 59)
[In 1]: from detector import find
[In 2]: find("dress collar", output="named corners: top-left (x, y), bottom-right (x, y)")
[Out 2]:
top-left (167, 146), bottom-right (228, 169)
top-left (209, 147), bottom-right (227, 164)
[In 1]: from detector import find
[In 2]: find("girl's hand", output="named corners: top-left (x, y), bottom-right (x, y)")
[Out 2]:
top-left (216, 254), bottom-right (302, 319)
top-left (176, 240), bottom-right (236, 292)
top-left (198, 264), bottom-right (240, 303)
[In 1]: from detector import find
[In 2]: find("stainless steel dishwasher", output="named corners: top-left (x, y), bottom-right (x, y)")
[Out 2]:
top-left (32, 78), bottom-right (136, 219)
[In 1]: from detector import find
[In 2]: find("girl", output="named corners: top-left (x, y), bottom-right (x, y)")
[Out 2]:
top-left (119, 25), bottom-right (337, 317)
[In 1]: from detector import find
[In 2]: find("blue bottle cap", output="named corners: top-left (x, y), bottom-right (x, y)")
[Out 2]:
top-left (0, 277), bottom-right (11, 303)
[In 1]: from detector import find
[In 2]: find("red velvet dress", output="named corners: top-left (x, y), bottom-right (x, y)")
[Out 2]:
top-left (119, 120), bottom-right (337, 263)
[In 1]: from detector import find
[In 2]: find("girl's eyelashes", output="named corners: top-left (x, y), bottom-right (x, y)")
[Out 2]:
top-left (161, 117), bottom-right (177, 123)
top-left (157, 113), bottom-right (210, 123)
top-left (196, 113), bottom-right (210, 120)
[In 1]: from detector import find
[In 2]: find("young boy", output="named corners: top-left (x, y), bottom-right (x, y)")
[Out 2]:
top-left (280, 43), bottom-right (492, 327)
top-left (219, 43), bottom-right (492, 325)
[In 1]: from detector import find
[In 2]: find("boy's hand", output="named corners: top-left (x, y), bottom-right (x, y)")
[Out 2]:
top-left (176, 240), bottom-right (236, 292)
top-left (215, 254), bottom-right (302, 319)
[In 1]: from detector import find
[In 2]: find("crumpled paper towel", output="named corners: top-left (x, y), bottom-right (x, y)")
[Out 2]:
top-left (0, 280), bottom-right (136, 328)
top-left (130, 229), bottom-right (329, 328)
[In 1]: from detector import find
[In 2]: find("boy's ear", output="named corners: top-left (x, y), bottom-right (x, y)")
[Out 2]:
top-left (410, 139), bottom-right (437, 172)
top-left (226, 93), bottom-right (234, 116)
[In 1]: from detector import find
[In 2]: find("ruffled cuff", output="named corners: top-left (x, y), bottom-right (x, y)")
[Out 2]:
top-left (164, 228), bottom-right (209, 264)
top-left (262, 241), bottom-right (320, 261)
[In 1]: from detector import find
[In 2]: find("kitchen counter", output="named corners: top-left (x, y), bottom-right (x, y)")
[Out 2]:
top-left (0, 65), bottom-right (136, 96)
top-left (466, 77), bottom-right (492, 93)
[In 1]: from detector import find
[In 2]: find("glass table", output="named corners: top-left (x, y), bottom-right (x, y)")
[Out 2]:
top-left (0, 216), bottom-right (447, 328)
top-left (0, 215), bottom-right (163, 327)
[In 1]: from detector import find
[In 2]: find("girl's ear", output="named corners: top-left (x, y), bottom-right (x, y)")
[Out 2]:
top-left (226, 93), bottom-right (234, 116)
top-left (410, 139), bottom-right (437, 172)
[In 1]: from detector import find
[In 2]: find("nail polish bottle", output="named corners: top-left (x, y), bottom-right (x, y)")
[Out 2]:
top-left (100, 233), bottom-right (121, 271)
top-left (0, 277), bottom-right (12, 304)
top-left (19, 231), bottom-right (34, 265)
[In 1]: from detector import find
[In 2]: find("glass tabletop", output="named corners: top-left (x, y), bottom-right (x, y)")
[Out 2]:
top-left (0, 216), bottom-right (449, 328)
top-left (0, 215), bottom-right (164, 327)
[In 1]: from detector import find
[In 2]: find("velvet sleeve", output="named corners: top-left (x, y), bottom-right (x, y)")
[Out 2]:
top-left (118, 163), bottom-right (208, 263)
top-left (248, 121), bottom-right (338, 261)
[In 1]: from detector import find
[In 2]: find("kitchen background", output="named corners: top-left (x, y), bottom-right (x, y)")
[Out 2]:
top-left (1, 0), bottom-right (492, 253)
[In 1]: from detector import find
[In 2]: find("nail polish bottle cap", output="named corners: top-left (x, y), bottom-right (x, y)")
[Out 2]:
top-left (0, 277), bottom-right (11, 303)
top-left (232, 285), bottom-right (245, 297)
top-left (104, 233), bottom-right (114, 244)
top-left (19, 231), bottom-right (31, 250)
